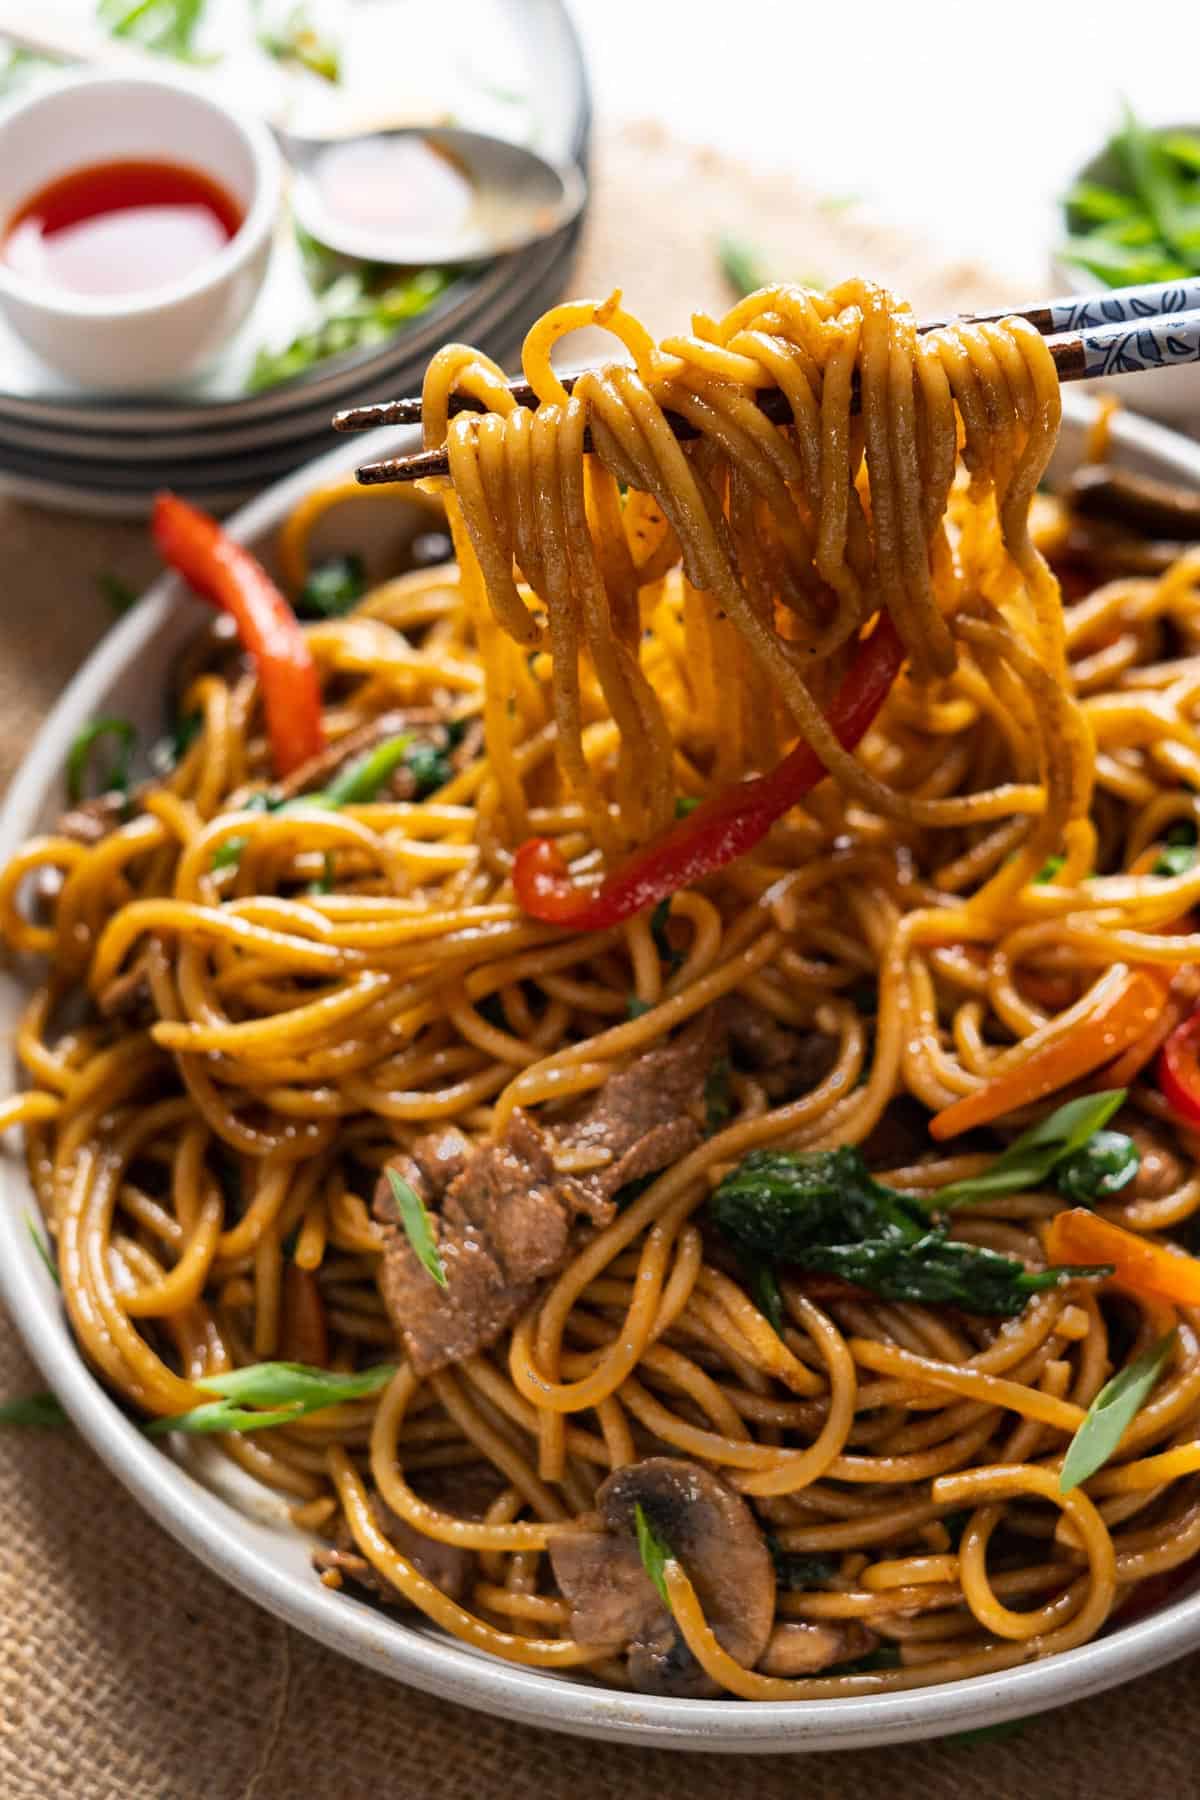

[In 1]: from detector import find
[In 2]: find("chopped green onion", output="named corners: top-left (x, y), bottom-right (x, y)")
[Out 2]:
top-left (26, 1212), bottom-right (60, 1286)
top-left (385, 1168), bottom-right (447, 1289)
top-left (321, 735), bottom-right (413, 807)
top-left (0, 1392), bottom-right (69, 1428)
top-left (1060, 1331), bottom-right (1176, 1492)
top-left (934, 1090), bottom-right (1129, 1210)
top-left (626, 995), bottom-right (653, 1020)
top-left (718, 233), bottom-right (769, 299)
top-left (634, 1501), bottom-right (673, 1607)
top-left (674, 795), bottom-right (701, 819)
top-left (147, 1359), bottom-right (396, 1436)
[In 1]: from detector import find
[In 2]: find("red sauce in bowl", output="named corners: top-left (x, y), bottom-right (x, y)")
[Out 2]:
top-left (2, 159), bottom-right (243, 299)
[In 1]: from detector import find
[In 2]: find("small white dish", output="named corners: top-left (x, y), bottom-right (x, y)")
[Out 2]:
top-left (3, 396), bottom-right (1200, 1750)
top-left (0, 71), bottom-right (281, 392)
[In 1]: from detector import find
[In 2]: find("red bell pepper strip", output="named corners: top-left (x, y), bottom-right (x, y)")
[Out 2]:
top-left (513, 612), bottom-right (905, 928)
top-left (153, 493), bottom-right (325, 778)
top-left (1158, 1006), bottom-right (1200, 1129)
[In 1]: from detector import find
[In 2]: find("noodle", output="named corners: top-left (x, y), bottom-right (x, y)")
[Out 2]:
top-left (5, 279), bottom-right (1200, 1702)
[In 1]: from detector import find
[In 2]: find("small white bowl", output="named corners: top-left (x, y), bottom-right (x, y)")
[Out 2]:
top-left (1053, 122), bottom-right (1200, 427)
top-left (0, 71), bottom-right (281, 393)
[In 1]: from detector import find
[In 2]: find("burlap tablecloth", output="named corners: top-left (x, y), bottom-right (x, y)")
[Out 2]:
top-left (1, 122), bottom-right (1196, 1799)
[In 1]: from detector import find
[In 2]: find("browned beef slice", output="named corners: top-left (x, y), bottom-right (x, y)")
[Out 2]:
top-left (555, 1013), bottom-right (722, 1199)
top-left (443, 1111), bottom-right (574, 1283)
top-left (55, 790), bottom-right (129, 846)
top-left (721, 994), bottom-right (838, 1097)
top-left (548, 1520), bottom-right (669, 1652)
top-left (374, 1113), bottom-right (603, 1375)
top-left (377, 1218), bottom-right (533, 1375)
top-left (312, 1490), bottom-right (473, 1605)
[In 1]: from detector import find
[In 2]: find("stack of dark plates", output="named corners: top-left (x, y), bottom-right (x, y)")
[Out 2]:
top-left (0, 0), bottom-right (589, 515)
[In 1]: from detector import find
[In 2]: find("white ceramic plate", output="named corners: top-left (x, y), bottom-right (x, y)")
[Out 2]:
top-left (5, 395), bottom-right (1200, 1752)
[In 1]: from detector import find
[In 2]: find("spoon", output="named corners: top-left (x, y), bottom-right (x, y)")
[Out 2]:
top-left (0, 8), bottom-right (587, 266)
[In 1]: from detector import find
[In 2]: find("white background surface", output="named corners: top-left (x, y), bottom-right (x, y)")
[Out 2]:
top-left (567, 0), bottom-right (1200, 286)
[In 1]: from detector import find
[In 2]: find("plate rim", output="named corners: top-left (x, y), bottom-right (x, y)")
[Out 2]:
top-left (5, 394), bottom-right (1200, 1752)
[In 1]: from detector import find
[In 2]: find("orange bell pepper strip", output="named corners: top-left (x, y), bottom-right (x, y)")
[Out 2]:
top-left (153, 492), bottom-right (325, 778)
top-left (279, 1263), bottom-right (330, 1366)
top-left (1044, 1207), bottom-right (1200, 1308)
top-left (930, 968), bottom-right (1167, 1140)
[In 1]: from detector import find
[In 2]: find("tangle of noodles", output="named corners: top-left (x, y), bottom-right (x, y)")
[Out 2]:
top-left (5, 279), bottom-right (1200, 1701)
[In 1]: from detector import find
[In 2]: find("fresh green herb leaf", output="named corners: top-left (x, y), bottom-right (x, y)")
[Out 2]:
top-left (322, 735), bottom-right (413, 807)
top-left (385, 1168), bottom-right (447, 1289)
top-left (765, 1539), bottom-right (838, 1590)
top-left (255, 1), bottom-right (341, 81)
top-left (249, 266), bottom-right (452, 392)
top-left (97, 570), bottom-right (140, 615)
top-left (26, 1212), bottom-right (59, 1287)
top-left (66, 718), bottom-right (137, 806)
top-left (0, 1392), bottom-right (69, 1428)
top-left (1063, 180), bottom-right (1143, 225)
top-left (211, 789), bottom-right (276, 870)
top-left (674, 795), bottom-right (701, 819)
top-left (626, 995), bottom-right (653, 1020)
top-left (1060, 1331), bottom-right (1176, 1492)
top-left (1034, 854), bottom-right (1065, 883)
top-left (711, 1146), bottom-right (1112, 1316)
top-left (1153, 824), bottom-right (1198, 877)
top-left (1162, 132), bottom-right (1200, 174)
top-left (147, 1359), bottom-right (395, 1436)
top-left (298, 553), bottom-right (365, 617)
top-left (704, 1055), bottom-right (733, 1134)
top-left (634, 1501), bottom-right (673, 1607)
top-left (98, 0), bottom-right (212, 61)
top-left (1055, 1129), bottom-right (1141, 1204)
top-left (403, 738), bottom-right (454, 797)
top-left (934, 1090), bottom-right (1129, 1210)
top-left (718, 233), bottom-right (769, 298)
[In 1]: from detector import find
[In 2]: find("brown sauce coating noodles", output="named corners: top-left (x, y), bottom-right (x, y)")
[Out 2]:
top-left (4, 281), bottom-right (1200, 1698)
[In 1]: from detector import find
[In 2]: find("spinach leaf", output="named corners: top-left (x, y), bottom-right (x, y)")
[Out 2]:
top-left (1055, 1129), bottom-right (1140, 1203)
top-left (711, 1146), bottom-right (1110, 1317)
top-left (298, 553), bottom-right (365, 618)
top-left (1060, 1332), bottom-right (1176, 1492)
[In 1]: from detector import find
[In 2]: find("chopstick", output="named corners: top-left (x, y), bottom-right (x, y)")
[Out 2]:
top-left (337, 275), bottom-right (1200, 487)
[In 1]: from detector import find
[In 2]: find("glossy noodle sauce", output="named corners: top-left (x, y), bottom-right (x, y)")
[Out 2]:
top-left (1, 159), bottom-right (242, 299)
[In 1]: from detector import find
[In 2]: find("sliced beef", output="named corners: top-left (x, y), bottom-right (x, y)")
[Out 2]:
top-left (547, 1522), bottom-right (666, 1651)
top-left (312, 1475), bottom-right (500, 1606)
top-left (722, 994), bottom-right (838, 1099)
top-left (858, 1095), bottom-right (935, 1171)
top-left (555, 1012), bottom-right (722, 1201)
top-left (373, 1114), bottom-right (608, 1376)
top-left (374, 1019), bottom-right (730, 1376)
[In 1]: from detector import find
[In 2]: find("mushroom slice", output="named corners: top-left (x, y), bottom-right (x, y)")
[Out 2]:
top-left (550, 1457), bottom-right (775, 1697)
top-left (757, 1620), bottom-right (878, 1676)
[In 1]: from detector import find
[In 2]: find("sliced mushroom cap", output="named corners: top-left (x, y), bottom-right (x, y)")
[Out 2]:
top-left (599, 1457), bottom-right (775, 1696)
top-left (757, 1620), bottom-right (878, 1677)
